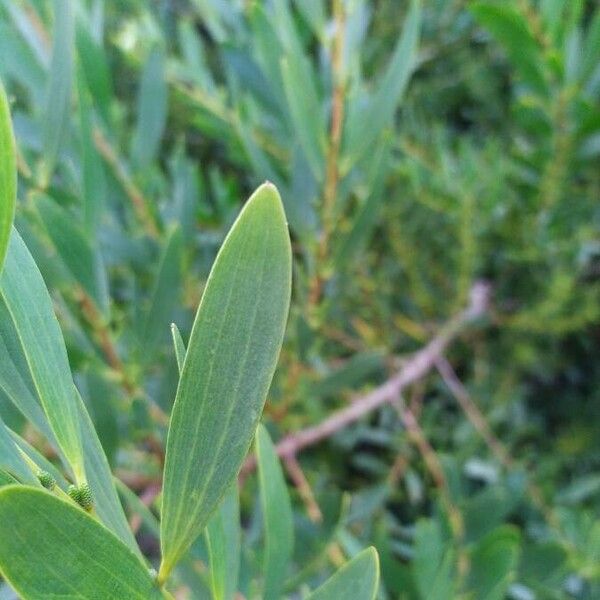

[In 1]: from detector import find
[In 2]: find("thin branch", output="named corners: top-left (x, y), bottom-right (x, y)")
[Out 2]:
top-left (395, 398), bottom-right (466, 554)
top-left (435, 356), bottom-right (510, 465)
top-left (284, 456), bottom-right (323, 523)
top-left (243, 282), bottom-right (490, 473)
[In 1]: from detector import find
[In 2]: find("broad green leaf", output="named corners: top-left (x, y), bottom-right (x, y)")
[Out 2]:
top-left (131, 47), bottom-right (168, 168)
top-left (0, 229), bottom-right (84, 481)
top-left (256, 425), bottom-right (294, 600)
top-left (205, 486), bottom-right (241, 600)
top-left (467, 526), bottom-right (520, 600)
top-left (0, 417), bottom-right (38, 485)
top-left (35, 196), bottom-right (109, 315)
top-left (159, 183), bottom-right (292, 580)
top-left (41, 0), bottom-right (74, 183)
top-left (343, 0), bottom-right (421, 172)
top-left (0, 79), bottom-right (15, 274)
top-left (0, 486), bottom-right (163, 599)
top-left (307, 547), bottom-right (379, 600)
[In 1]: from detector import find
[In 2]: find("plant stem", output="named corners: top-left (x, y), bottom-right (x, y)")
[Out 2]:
top-left (243, 282), bottom-right (490, 473)
top-left (308, 0), bottom-right (346, 315)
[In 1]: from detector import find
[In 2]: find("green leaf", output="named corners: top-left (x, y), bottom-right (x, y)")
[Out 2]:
top-left (0, 290), bottom-right (135, 551)
top-left (307, 547), bottom-right (379, 600)
top-left (10, 431), bottom-right (68, 489)
top-left (142, 226), bottom-right (183, 358)
top-left (205, 486), bottom-right (241, 600)
top-left (78, 73), bottom-right (107, 234)
top-left (76, 22), bottom-right (113, 126)
top-left (256, 424), bottom-right (294, 600)
top-left (131, 47), bottom-right (168, 168)
top-left (35, 196), bottom-right (109, 315)
top-left (280, 57), bottom-right (324, 182)
top-left (0, 469), bottom-right (17, 487)
top-left (582, 9), bottom-right (600, 82)
top-left (76, 391), bottom-right (141, 554)
top-left (343, 0), bottom-right (421, 172)
top-left (0, 417), bottom-right (38, 485)
top-left (159, 183), bottom-right (292, 580)
top-left (412, 519), bottom-right (456, 600)
top-left (471, 2), bottom-right (547, 94)
top-left (0, 297), bottom-right (58, 448)
top-left (467, 525), bottom-right (520, 600)
top-left (0, 486), bottom-right (163, 599)
top-left (0, 229), bottom-right (84, 481)
top-left (41, 0), bottom-right (74, 184)
top-left (0, 78), bottom-right (16, 275)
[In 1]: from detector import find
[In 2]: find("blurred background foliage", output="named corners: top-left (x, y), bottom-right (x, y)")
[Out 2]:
top-left (0, 0), bottom-right (599, 598)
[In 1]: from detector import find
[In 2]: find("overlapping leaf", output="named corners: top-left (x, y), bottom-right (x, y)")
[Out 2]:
top-left (0, 486), bottom-right (163, 599)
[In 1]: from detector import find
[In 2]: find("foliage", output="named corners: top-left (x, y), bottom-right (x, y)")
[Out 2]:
top-left (0, 0), bottom-right (598, 598)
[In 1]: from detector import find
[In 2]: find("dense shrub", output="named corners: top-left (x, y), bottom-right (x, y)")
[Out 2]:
top-left (0, 0), bottom-right (598, 598)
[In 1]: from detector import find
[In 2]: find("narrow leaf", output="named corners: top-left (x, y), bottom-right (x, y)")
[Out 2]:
top-left (0, 417), bottom-right (38, 485)
top-left (142, 226), bottom-right (183, 357)
top-left (205, 486), bottom-right (241, 600)
top-left (343, 0), bottom-right (421, 172)
top-left (77, 392), bottom-right (141, 554)
top-left (471, 2), bottom-right (547, 93)
top-left (36, 196), bottom-right (109, 315)
top-left (159, 183), bottom-right (292, 580)
top-left (41, 0), bottom-right (74, 183)
top-left (256, 424), bottom-right (294, 600)
top-left (0, 229), bottom-right (84, 481)
top-left (0, 78), bottom-right (16, 274)
top-left (0, 297), bottom-right (58, 447)
top-left (280, 57), bottom-right (324, 182)
top-left (0, 486), bottom-right (163, 599)
top-left (307, 547), bottom-right (380, 600)
top-left (131, 48), bottom-right (168, 168)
